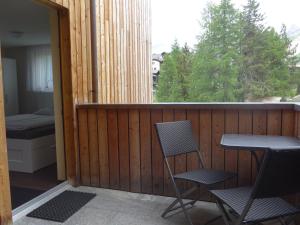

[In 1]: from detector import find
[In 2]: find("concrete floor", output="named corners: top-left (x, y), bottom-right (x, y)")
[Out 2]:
top-left (14, 186), bottom-right (223, 225)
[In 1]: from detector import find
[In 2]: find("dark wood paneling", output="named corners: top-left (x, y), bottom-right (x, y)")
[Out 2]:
top-left (238, 110), bottom-right (252, 186)
top-left (212, 110), bottom-right (225, 171)
top-left (77, 105), bottom-right (297, 199)
top-left (186, 110), bottom-right (200, 171)
top-left (200, 110), bottom-right (212, 169)
top-left (88, 109), bottom-right (100, 186)
top-left (224, 110), bottom-right (238, 187)
top-left (118, 109), bottom-right (130, 191)
top-left (140, 109), bottom-right (152, 194)
top-left (107, 110), bottom-right (119, 189)
top-left (162, 109), bottom-right (174, 196)
top-left (151, 109), bottom-right (164, 195)
top-left (129, 109), bottom-right (141, 192)
top-left (78, 109), bottom-right (90, 185)
top-left (97, 109), bottom-right (109, 188)
top-left (174, 110), bottom-right (187, 191)
top-left (252, 110), bottom-right (267, 182)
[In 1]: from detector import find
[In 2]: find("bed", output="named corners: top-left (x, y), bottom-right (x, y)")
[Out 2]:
top-left (6, 109), bottom-right (56, 173)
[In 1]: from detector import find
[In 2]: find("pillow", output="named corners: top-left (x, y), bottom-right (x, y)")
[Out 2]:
top-left (34, 108), bottom-right (54, 116)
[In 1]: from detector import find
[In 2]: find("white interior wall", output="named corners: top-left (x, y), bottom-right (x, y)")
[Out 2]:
top-left (2, 46), bottom-right (54, 114)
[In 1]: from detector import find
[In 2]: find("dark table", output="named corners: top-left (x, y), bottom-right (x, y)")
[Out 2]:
top-left (221, 134), bottom-right (300, 170)
top-left (221, 134), bottom-right (300, 151)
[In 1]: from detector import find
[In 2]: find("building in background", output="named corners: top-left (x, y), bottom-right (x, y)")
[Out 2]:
top-left (152, 53), bottom-right (164, 92)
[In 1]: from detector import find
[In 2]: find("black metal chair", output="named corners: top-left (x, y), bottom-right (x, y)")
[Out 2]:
top-left (210, 149), bottom-right (300, 225)
top-left (155, 120), bottom-right (236, 225)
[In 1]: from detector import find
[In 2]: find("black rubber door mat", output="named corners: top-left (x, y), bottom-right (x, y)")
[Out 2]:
top-left (27, 191), bottom-right (96, 222)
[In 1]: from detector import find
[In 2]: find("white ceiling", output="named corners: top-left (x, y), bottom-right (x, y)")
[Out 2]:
top-left (0, 0), bottom-right (51, 47)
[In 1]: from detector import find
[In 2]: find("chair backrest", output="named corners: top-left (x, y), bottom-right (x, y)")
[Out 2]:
top-left (155, 120), bottom-right (199, 157)
top-left (252, 149), bottom-right (300, 199)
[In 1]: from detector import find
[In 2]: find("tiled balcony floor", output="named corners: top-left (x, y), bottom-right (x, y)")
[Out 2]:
top-left (14, 186), bottom-right (224, 225)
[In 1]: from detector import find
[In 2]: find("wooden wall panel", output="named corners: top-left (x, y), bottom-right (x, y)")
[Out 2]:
top-left (199, 110), bottom-right (212, 168)
top-left (140, 109), bottom-right (152, 194)
top-left (107, 110), bottom-right (119, 189)
top-left (174, 110), bottom-right (187, 191)
top-left (129, 109), bottom-right (141, 192)
top-left (95, 0), bottom-right (152, 103)
top-left (78, 109), bottom-right (90, 186)
top-left (224, 110), bottom-right (238, 187)
top-left (76, 105), bottom-right (297, 198)
top-left (212, 110), bottom-right (225, 171)
top-left (47, 0), bottom-right (152, 104)
top-left (118, 109), bottom-right (130, 191)
top-left (162, 109), bottom-right (175, 196)
top-left (252, 110), bottom-right (267, 182)
top-left (151, 110), bottom-right (163, 195)
top-left (97, 109), bottom-right (109, 188)
top-left (238, 110), bottom-right (253, 186)
top-left (88, 109), bottom-right (100, 186)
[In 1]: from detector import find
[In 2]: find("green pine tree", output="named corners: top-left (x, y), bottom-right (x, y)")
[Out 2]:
top-left (239, 0), bottom-right (298, 99)
top-left (157, 0), bottom-right (299, 102)
top-left (189, 0), bottom-right (240, 102)
top-left (156, 41), bottom-right (193, 102)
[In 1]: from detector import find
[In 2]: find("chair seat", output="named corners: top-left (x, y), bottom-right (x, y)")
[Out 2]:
top-left (211, 187), bottom-right (300, 223)
top-left (173, 169), bottom-right (236, 185)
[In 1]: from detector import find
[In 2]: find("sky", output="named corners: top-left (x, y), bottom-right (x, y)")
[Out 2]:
top-left (151, 0), bottom-right (300, 54)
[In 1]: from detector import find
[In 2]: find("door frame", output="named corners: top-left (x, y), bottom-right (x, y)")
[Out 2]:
top-left (50, 9), bottom-right (66, 181)
top-left (0, 41), bottom-right (13, 225)
top-left (0, 1), bottom-right (78, 224)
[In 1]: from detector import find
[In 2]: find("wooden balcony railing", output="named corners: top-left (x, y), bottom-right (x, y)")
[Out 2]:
top-left (76, 103), bottom-right (300, 198)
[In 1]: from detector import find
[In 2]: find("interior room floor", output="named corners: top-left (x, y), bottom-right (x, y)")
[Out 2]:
top-left (10, 164), bottom-right (60, 191)
top-left (10, 164), bottom-right (61, 209)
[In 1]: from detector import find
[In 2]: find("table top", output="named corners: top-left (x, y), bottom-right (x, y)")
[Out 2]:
top-left (221, 134), bottom-right (300, 151)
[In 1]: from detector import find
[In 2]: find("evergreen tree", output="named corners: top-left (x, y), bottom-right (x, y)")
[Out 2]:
top-left (189, 0), bottom-right (240, 102)
top-left (156, 0), bottom-right (299, 102)
top-left (279, 25), bottom-right (300, 95)
top-left (156, 41), bottom-right (193, 102)
top-left (238, 0), bottom-right (297, 99)
top-left (238, 0), bottom-right (263, 100)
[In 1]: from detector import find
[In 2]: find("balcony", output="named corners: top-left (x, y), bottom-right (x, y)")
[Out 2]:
top-left (15, 103), bottom-right (300, 225)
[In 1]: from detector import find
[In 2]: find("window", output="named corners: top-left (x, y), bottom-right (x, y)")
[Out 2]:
top-left (26, 45), bottom-right (53, 92)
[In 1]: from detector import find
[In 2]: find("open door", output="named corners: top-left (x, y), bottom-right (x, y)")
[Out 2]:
top-left (0, 0), bottom-right (76, 222)
top-left (0, 0), bottom-right (68, 213)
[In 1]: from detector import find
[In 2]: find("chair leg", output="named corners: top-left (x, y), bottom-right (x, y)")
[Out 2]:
top-left (216, 199), bottom-right (232, 225)
top-left (169, 185), bottom-right (195, 225)
top-left (177, 195), bottom-right (194, 225)
top-left (280, 216), bottom-right (297, 225)
top-left (203, 215), bottom-right (222, 225)
top-left (162, 185), bottom-right (198, 218)
top-left (280, 217), bottom-right (288, 225)
top-left (161, 199), bottom-right (195, 217)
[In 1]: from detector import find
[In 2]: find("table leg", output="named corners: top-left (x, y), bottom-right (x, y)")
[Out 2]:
top-left (251, 151), bottom-right (262, 172)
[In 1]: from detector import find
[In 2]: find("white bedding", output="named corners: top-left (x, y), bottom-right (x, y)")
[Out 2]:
top-left (6, 114), bottom-right (54, 131)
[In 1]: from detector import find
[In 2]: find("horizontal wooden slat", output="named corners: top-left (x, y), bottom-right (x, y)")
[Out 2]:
top-left (77, 103), bottom-right (297, 110)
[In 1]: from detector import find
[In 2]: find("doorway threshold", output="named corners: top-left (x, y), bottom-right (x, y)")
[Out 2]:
top-left (12, 181), bottom-right (71, 223)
